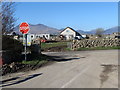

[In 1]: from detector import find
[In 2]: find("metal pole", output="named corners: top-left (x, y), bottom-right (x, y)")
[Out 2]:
top-left (25, 34), bottom-right (27, 61)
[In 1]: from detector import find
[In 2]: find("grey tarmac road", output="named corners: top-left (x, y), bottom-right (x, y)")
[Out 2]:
top-left (2, 50), bottom-right (118, 88)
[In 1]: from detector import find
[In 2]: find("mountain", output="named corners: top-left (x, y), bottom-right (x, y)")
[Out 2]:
top-left (14, 24), bottom-right (119, 35)
top-left (77, 26), bottom-right (120, 35)
top-left (14, 24), bottom-right (60, 35)
top-left (77, 30), bottom-right (88, 34)
top-left (77, 29), bottom-right (97, 34)
top-left (87, 29), bottom-right (97, 34)
top-left (104, 26), bottom-right (119, 34)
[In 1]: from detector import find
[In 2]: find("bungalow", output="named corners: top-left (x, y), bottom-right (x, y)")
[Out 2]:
top-left (60, 27), bottom-right (83, 40)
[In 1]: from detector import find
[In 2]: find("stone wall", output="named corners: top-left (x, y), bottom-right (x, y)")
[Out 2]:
top-left (72, 39), bottom-right (120, 50)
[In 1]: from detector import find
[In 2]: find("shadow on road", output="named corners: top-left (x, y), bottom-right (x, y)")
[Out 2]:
top-left (1, 73), bottom-right (43, 87)
top-left (49, 56), bottom-right (81, 62)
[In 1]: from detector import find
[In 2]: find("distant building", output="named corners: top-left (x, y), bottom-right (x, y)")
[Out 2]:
top-left (13, 36), bottom-right (19, 40)
top-left (105, 32), bottom-right (120, 39)
top-left (30, 34), bottom-right (50, 40)
top-left (60, 27), bottom-right (83, 40)
top-left (15, 33), bottom-right (50, 43)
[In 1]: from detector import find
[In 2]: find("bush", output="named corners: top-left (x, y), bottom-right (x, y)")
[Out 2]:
top-left (2, 35), bottom-right (23, 51)
top-left (2, 35), bottom-right (24, 64)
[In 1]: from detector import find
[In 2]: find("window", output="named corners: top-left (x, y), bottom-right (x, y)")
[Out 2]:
top-left (31, 36), bottom-right (33, 38)
top-left (66, 30), bottom-right (69, 32)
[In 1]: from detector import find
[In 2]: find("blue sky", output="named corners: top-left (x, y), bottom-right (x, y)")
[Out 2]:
top-left (15, 2), bottom-right (118, 31)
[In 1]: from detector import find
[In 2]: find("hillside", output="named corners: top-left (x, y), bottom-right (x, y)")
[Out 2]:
top-left (77, 26), bottom-right (119, 35)
top-left (104, 26), bottom-right (119, 34)
top-left (14, 24), bottom-right (60, 35)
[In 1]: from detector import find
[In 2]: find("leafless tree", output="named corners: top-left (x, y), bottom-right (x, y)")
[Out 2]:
top-left (0, 1), bottom-right (2, 50)
top-left (95, 28), bottom-right (104, 37)
top-left (2, 2), bottom-right (16, 34)
top-left (0, 1), bottom-right (2, 34)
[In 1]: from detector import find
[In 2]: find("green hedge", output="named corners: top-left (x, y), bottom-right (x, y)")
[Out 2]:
top-left (2, 35), bottom-right (24, 64)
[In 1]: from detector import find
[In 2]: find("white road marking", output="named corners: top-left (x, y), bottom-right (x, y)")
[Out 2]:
top-left (61, 66), bottom-right (90, 88)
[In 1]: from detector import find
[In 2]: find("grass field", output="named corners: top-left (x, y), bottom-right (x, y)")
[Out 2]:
top-left (41, 42), bottom-right (67, 49)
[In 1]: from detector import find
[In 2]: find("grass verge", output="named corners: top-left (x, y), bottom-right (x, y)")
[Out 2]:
top-left (77, 46), bottom-right (120, 51)
top-left (21, 54), bottom-right (52, 65)
top-left (22, 60), bottom-right (49, 65)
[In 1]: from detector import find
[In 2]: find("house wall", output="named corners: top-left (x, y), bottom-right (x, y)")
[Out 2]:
top-left (30, 34), bottom-right (36, 40)
top-left (61, 28), bottom-right (76, 40)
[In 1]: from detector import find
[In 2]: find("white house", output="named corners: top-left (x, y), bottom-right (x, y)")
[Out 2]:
top-left (60, 27), bottom-right (83, 40)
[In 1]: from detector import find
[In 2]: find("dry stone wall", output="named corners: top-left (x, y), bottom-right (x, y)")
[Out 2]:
top-left (72, 39), bottom-right (120, 50)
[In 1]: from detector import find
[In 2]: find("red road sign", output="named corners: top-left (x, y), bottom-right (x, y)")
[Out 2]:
top-left (19, 22), bottom-right (30, 34)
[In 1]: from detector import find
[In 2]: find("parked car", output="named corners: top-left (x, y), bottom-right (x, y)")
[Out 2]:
top-left (115, 36), bottom-right (120, 39)
top-left (74, 36), bottom-right (84, 40)
top-left (41, 39), bottom-right (47, 43)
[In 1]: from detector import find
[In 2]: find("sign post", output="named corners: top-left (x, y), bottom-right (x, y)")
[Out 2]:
top-left (25, 34), bottom-right (27, 61)
top-left (19, 22), bottom-right (30, 61)
top-left (23, 34), bottom-right (31, 46)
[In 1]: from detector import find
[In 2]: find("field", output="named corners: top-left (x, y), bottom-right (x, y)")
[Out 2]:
top-left (41, 41), bottom-right (68, 52)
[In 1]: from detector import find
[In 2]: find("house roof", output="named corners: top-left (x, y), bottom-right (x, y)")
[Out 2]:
top-left (60, 27), bottom-right (82, 36)
top-left (60, 27), bottom-right (75, 33)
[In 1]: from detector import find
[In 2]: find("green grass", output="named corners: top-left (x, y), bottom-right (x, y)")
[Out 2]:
top-left (65, 48), bottom-right (72, 51)
top-left (21, 54), bottom-right (52, 65)
top-left (41, 42), bottom-right (67, 49)
top-left (77, 46), bottom-right (120, 51)
top-left (22, 60), bottom-right (48, 65)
